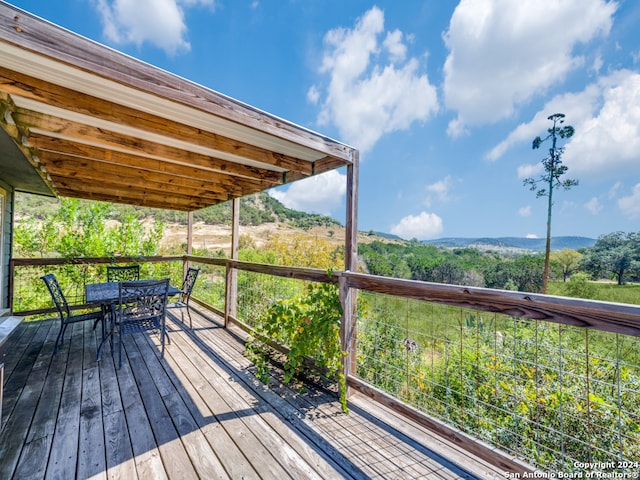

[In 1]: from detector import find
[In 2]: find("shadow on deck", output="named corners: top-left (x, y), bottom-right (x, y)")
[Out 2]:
top-left (0, 305), bottom-right (504, 479)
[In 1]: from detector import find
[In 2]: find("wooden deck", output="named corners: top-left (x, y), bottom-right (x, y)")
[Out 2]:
top-left (0, 305), bottom-right (505, 479)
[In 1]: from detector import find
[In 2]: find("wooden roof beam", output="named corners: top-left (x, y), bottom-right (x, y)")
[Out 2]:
top-left (54, 183), bottom-right (213, 211)
top-left (28, 134), bottom-right (275, 194)
top-left (13, 107), bottom-right (286, 183)
top-left (0, 69), bottom-right (320, 174)
top-left (40, 155), bottom-right (231, 202)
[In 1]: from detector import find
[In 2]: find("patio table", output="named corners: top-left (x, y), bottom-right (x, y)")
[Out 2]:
top-left (86, 281), bottom-right (181, 305)
top-left (86, 281), bottom-right (180, 361)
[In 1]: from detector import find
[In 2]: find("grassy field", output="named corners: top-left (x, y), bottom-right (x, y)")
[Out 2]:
top-left (547, 280), bottom-right (640, 305)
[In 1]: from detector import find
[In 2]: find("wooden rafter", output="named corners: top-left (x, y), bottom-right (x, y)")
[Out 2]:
top-left (13, 107), bottom-right (285, 182)
top-left (0, 68), bottom-right (316, 173)
top-left (28, 135), bottom-right (275, 193)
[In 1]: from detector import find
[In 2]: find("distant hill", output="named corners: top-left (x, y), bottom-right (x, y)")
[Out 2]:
top-left (16, 191), bottom-right (342, 230)
top-left (14, 192), bottom-right (598, 253)
top-left (423, 236), bottom-right (596, 252)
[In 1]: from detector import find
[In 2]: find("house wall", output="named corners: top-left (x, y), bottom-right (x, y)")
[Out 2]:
top-left (0, 179), bottom-right (12, 311)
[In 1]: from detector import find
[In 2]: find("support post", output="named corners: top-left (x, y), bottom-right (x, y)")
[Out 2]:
top-left (225, 197), bottom-right (240, 327)
top-left (341, 152), bottom-right (359, 397)
top-left (344, 152), bottom-right (359, 273)
top-left (185, 210), bottom-right (193, 277)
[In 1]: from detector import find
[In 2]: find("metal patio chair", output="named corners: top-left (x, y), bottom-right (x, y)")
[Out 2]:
top-left (41, 273), bottom-right (104, 354)
top-left (168, 266), bottom-right (200, 328)
top-left (114, 279), bottom-right (170, 369)
top-left (106, 265), bottom-right (140, 282)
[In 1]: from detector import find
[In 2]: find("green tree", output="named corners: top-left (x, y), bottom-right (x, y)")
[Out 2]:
top-left (13, 198), bottom-right (164, 258)
top-left (483, 254), bottom-right (543, 292)
top-left (525, 113), bottom-right (578, 293)
top-left (564, 272), bottom-right (596, 298)
top-left (550, 249), bottom-right (582, 282)
top-left (581, 231), bottom-right (640, 284)
top-left (13, 215), bottom-right (58, 257)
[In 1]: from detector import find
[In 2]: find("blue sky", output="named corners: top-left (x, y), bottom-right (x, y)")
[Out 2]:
top-left (9, 0), bottom-right (640, 240)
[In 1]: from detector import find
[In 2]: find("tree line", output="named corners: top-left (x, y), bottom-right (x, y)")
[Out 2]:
top-left (360, 231), bottom-right (640, 293)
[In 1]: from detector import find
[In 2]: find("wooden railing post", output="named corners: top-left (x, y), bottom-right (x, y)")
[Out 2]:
top-left (7, 258), bottom-right (14, 313)
top-left (341, 154), bottom-right (359, 398)
top-left (224, 261), bottom-right (234, 328)
top-left (225, 198), bottom-right (240, 327)
top-left (339, 274), bottom-right (356, 398)
top-left (184, 211), bottom-right (193, 278)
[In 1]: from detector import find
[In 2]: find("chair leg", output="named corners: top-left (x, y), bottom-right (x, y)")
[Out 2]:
top-left (187, 305), bottom-right (192, 329)
top-left (118, 329), bottom-right (123, 369)
top-left (53, 321), bottom-right (67, 354)
top-left (160, 326), bottom-right (165, 358)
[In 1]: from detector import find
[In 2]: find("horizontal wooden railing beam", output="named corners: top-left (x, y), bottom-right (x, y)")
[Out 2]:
top-left (10, 255), bottom-right (640, 337)
top-left (342, 271), bottom-right (640, 337)
top-left (10, 255), bottom-right (184, 267)
top-left (186, 255), bottom-right (339, 284)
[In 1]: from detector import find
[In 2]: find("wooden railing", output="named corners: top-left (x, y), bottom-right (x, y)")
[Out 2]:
top-left (9, 255), bottom-right (640, 474)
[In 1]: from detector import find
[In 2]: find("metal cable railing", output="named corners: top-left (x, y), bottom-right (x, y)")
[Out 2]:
top-left (346, 276), bottom-right (640, 474)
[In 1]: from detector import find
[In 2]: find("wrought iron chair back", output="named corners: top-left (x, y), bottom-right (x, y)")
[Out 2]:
top-left (115, 279), bottom-right (169, 368)
top-left (41, 273), bottom-right (104, 353)
top-left (107, 265), bottom-right (140, 282)
top-left (168, 266), bottom-right (200, 328)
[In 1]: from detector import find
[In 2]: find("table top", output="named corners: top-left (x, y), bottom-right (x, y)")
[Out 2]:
top-left (86, 281), bottom-right (181, 304)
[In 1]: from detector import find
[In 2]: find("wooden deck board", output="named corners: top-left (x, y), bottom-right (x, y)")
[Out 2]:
top-left (0, 305), bottom-right (506, 480)
top-left (158, 331), bottom-right (296, 480)
top-left (164, 329), bottom-right (319, 480)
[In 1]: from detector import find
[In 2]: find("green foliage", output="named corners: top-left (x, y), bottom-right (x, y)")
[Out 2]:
top-left (360, 241), bottom-right (545, 292)
top-left (547, 280), bottom-right (640, 305)
top-left (550, 249), bottom-right (582, 282)
top-left (15, 191), bottom-right (341, 230)
top-left (246, 278), bottom-right (347, 412)
top-left (237, 236), bottom-right (347, 409)
top-left (355, 298), bottom-right (640, 471)
top-left (14, 197), bottom-right (164, 259)
top-left (563, 272), bottom-right (597, 299)
top-left (580, 231), bottom-right (640, 284)
top-left (526, 113), bottom-right (577, 198)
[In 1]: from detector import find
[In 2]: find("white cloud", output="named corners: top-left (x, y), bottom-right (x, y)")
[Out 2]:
top-left (518, 206), bottom-right (532, 217)
top-left (562, 71), bottom-right (640, 178)
top-left (390, 211), bottom-right (443, 240)
top-left (426, 176), bottom-right (453, 204)
top-left (446, 117), bottom-right (469, 139)
top-left (312, 6), bottom-right (438, 152)
top-left (443, 0), bottom-right (616, 133)
top-left (95, 0), bottom-right (215, 55)
top-left (592, 54), bottom-right (604, 73)
top-left (585, 197), bottom-right (603, 215)
top-left (268, 170), bottom-right (346, 216)
top-left (517, 163), bottom-right (541, 180)
top-left (492, 70), bottom-right (640, 182)
top-left (487, 85), bottom-right (601, 161)
top-left (608, 181), bottom-right (622, 199)
top-left (307, 85), bottom-right (320, 105)
top-left (618, 183), bottom-right (640, 218)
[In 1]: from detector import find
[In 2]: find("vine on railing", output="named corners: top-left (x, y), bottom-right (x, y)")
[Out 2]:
top-left (245, 273), bottom-right (348, 412)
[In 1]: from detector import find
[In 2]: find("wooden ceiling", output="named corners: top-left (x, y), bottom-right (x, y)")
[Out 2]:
top-left (0, 3), bottom-right (356, 211)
